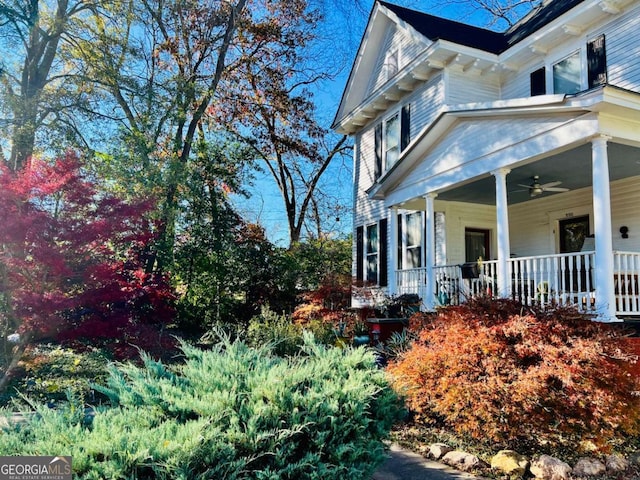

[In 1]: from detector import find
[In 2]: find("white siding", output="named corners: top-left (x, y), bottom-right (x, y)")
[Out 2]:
top-left (501, 65), bottom-right (536, 100)
top-left (446, 70), bottom-right (501, 105)
top-left (509, 176), bottom-right (640, 257)
top-left (408, 74), bottom-right (445, 138)
top-left (366, 23), bottom-right (426, 97)
top-left (402, 114), bottom-right (578, 190)
top-left (603, 3), bottom-right (640, 91)
top-left (500, 3), bottom-right (640, 101)
top-left (353, 127), bottom-right (386, 228)
top-left (434, 201), bottom-right (497, 265)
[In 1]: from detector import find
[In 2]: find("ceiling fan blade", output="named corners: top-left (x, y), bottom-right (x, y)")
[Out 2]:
top-left (517, 183), bottom-right (532, 189)
top-left (544, 187), bottom-right (569, 192)
top-left (540, 181), bottom-right (562, 188)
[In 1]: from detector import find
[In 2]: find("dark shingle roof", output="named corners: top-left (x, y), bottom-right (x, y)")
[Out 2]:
top-left (506, 0), bottom-right (585, 47)
top-left (380, 1), bottom-right (507, 53)
top-left (380, 0), bottom-right (588, 54)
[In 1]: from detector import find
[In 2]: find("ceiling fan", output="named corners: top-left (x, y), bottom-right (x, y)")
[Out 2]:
top-left (517, 175), bottom-right (569, 197)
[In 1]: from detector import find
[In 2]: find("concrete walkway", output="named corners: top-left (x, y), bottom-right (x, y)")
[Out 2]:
top-left (373, 444), bottom-right (478, 480)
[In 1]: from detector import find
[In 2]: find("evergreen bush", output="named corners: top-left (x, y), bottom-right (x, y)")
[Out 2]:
top-left (387, 298), bottom-right (640, 453)
top-left (0, 335), bottom-right (402, 479)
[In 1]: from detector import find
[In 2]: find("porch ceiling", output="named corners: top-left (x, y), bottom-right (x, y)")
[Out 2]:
top-left (435, 141), bottom-right (640, 205)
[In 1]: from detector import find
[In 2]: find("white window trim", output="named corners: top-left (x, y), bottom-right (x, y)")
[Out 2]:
top-left (537, 33), bottom-right (604, 95)
top-left (551, 49), bottom-right (584, 94)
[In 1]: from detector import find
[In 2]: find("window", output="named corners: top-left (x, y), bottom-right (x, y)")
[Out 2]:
top-left (374, 104), bottom-right (411, 179)
top-left (396, 212), bottom-right (422, 270)
top-left (553, 51), bottom-right (581, 94)
top-left (405, 212), bottom-right (422, 269)
top-left (384, 113), bottom-right (400, 168)
top-left (356, 220), bottom-right (388, 286)
top-left (385, 49), bottom-right (399, 80)
top-left (531, 34), bottom-right (606, 96)
top-left (366, 224), bottom-right (379, 283)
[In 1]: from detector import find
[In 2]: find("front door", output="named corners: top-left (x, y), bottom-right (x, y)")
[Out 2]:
top-left (559, 216), bottom-right (590, 254)
top-left (465, 228), bottom-right (490, 263)
top-left (559, 215), bottom-right (591, 291)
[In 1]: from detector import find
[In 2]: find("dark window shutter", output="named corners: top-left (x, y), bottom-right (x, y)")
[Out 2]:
top-left (356, 226), bottom-right (364, 283)
top-left (530, 67), bottom-right (546, 96)
top-left (379, 218), bottom-right (388, 287)
top-left (400, 103), bottom-right (411, 151)
top-left (588, 34), bottom-right (607, 88)
top-left (397, 213), bottom-right (403, 270)
top-left (374, 123), bottom-right (382, 180)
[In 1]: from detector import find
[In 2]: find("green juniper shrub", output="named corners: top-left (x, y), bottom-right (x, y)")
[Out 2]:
top-left (387, 297), bottom-right (640, 454)
top-left (0, 345), bottom-right (110, 407)
top-left (0, 335), bottom-right (403, 479)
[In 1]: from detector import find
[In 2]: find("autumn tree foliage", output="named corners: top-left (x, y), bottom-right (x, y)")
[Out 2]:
top-left (387, 298), bottom-right (640, 453)
top-left (0, 152), bottom-right (175, 389)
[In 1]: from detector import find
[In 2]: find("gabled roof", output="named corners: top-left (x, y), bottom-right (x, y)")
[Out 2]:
top-left (506, 0), bottom-right (586, 47)
top-left (380, 0), bottom-right (588, 54)
top-left (379, 1), bottom-right (506, 54)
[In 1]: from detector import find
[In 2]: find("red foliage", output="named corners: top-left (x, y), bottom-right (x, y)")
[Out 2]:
top-left (388, 298), bottom-right (640, 452)
top-left (0, 152), bottom-right (176, 359)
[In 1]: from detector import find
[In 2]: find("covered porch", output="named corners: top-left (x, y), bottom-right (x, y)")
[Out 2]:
top-left (373, 87), bottom-right (640, 322)
top-left (397, 251), bottom-right (640, 317)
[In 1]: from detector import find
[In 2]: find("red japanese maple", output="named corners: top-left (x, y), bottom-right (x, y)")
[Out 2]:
top-left (0, 152), bottom-right (175, 386)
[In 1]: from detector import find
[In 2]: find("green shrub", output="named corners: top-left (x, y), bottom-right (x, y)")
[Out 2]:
top-left (387, 298), bottom-right (640, 453)
top-left (0, 335), bottom-right (403, 479)
top-left (246, 305), bottom-right (305, 356)
top-left (246, 306), bottom-right (337, 356)
top-left (0, 345), bottom-right (110, 407)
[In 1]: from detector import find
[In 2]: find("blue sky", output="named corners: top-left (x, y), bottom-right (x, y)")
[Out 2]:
top-left (233, 0), bottom-right (528, 246)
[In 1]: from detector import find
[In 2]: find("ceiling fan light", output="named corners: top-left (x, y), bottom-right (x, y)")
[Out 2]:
top-left (530, 186), bottom-right (544, 196)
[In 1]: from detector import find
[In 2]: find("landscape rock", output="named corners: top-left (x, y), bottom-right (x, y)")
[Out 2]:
top-left (429, 443), bottom-right (453, 460)
top-left (491, 450), bottom-right (529, 478)
top-left (572, 457), bottom-right (606, 477)
top-left (442, 450), bottom-right (485, 472)
top-left (628, 451), bottom-right (640, 466)
top-left (605, 454), bottom-right (630, 473)
top-left (530, 455), bottom-right (572, 480)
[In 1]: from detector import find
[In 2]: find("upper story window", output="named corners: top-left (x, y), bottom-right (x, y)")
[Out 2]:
top-left (385, 49), bottom-right (399, 80)
top-left (384, 113), bottom-right (400, 168)
top-left (374, 104), bottom-right (411, 179)
top-left (553, 50), bottom-right (581, 94)
top-left (530, 34), bottom-right (607, 96)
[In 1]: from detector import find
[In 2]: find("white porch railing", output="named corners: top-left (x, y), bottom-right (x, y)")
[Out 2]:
top-left (614, 251), bottom-right (640, 315)
top-left (507, 252), bottom-right (594, 312)
top-left (397, 251), bottom-right (640, 316)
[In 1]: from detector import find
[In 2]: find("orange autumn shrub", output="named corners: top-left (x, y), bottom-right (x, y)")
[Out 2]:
top-left (388, 297), bottom-right (640, 453)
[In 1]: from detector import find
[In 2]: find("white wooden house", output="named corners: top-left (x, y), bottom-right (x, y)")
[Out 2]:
top-left (332, 0), bottom-right (640, 321)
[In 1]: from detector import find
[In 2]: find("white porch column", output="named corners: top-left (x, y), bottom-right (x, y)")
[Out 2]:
top-left (389, 207), bottom-right (398, 296)
top-left (592, 135), bottom-right (617, 321)
top-left (424, 193), bottom-right (437, 310)
top-left (492, 168), bottom-right (512, 298)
